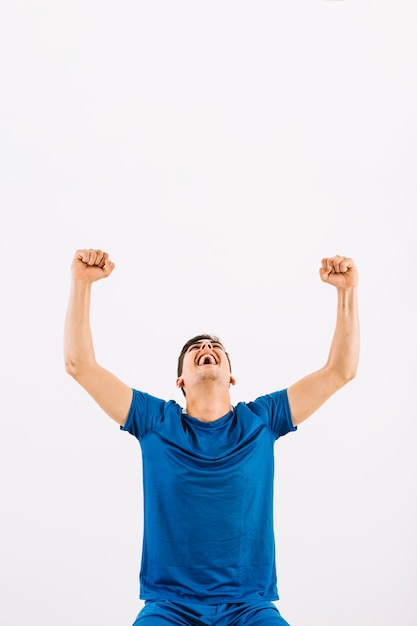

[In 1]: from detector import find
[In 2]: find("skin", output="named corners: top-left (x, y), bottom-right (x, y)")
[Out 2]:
top-left (64, 249), bottom-right (359, 427)
top-left (176, 338), bottom-right (236, 422)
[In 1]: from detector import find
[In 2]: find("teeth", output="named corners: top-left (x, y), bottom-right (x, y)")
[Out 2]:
top-left (198, 355), bottom-right (216, 365)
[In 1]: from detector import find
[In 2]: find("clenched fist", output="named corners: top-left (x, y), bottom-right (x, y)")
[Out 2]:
top-left (319, 255), bottom-right (358, 290)
top-left (71, 249), bottom-right (115, 282)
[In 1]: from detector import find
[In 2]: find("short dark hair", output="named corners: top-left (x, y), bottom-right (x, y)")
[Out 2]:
top-left (177, 334), bottom-right (232, 396)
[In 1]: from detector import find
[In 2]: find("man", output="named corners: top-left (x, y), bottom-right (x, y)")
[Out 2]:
top-left (64, 249), bottom-right (359, 626)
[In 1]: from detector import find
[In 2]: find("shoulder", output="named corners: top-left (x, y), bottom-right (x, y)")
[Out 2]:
top-left (121, 389), bottom-right (182, 439)
top-left (245, 389), bottom-right (290, 413)
top-left (239, 389), bottom-right (296, 439)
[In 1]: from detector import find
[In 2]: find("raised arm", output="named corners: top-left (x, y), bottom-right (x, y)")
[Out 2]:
top-left (64, 249), bottom-right (133, 426)
top-left (287, 255), bottom-right (360, 426)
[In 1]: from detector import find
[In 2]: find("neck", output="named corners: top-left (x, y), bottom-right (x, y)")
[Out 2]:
top-left (184, 387), bottom-right (232, 423)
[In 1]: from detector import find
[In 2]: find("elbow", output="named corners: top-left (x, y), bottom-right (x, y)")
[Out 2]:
top-left (345, 368), bottom-right (357, 384)
top-left (339, 364), bottom-right (358, 386)
top-left (64, 354), bottom-right (93, 380)
top-left (64, 356), bottom-right (79, 379)
top-left (327, 361), bottom-right (358, 389)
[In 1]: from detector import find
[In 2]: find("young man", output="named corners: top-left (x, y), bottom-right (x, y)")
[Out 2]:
top-left (64, 249), bottom-right (359, 626)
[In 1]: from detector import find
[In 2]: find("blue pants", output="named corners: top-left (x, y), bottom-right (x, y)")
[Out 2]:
top-left (132, 600), bottom-right (291, 626)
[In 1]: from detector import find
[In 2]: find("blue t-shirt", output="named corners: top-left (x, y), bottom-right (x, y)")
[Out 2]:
top-left (121, 389), bottom-right (296, 603)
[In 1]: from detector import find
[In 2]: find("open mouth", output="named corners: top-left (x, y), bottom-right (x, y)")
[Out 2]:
top-left (198, 354), bottom-right (217, 366)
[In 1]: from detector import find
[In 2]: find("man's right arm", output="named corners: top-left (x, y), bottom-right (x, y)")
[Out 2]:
top-left (64, 249), bottom-right (133, 427)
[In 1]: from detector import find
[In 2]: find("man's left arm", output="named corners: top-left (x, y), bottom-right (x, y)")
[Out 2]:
top-left (287, 255), bottom-right (360, 426)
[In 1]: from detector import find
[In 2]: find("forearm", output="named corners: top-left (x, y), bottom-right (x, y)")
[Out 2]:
top-left (64, 280), bottom-right (96, 377)
top-left (287, 256), bottom-right (359, 425)
top-left (325, 286), bottom-right (360, 384)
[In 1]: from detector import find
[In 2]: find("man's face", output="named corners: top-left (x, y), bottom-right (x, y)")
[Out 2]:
top-left (176, 338), bottom-right (235, 394)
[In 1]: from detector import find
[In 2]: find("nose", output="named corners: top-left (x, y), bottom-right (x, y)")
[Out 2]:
top-left (200, 341), bottom-right (213, 350)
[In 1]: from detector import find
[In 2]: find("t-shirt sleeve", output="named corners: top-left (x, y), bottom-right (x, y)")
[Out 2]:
top-left (248, 389), bottom-right (297, 439)
top-left (120, 389), bottom-right (172, 440)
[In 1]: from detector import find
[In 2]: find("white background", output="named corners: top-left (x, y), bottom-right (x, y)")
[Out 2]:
top-left (1, 1), bottom-right (416, 625)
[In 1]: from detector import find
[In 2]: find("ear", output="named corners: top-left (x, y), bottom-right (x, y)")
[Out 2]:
top-left (176, 377), bottom-right (184, 389)
top-left (229, 375), bottom-right (236, 386)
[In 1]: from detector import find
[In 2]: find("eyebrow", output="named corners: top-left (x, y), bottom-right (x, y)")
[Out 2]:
top-left (187, 341), bottom-right (224, 351)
